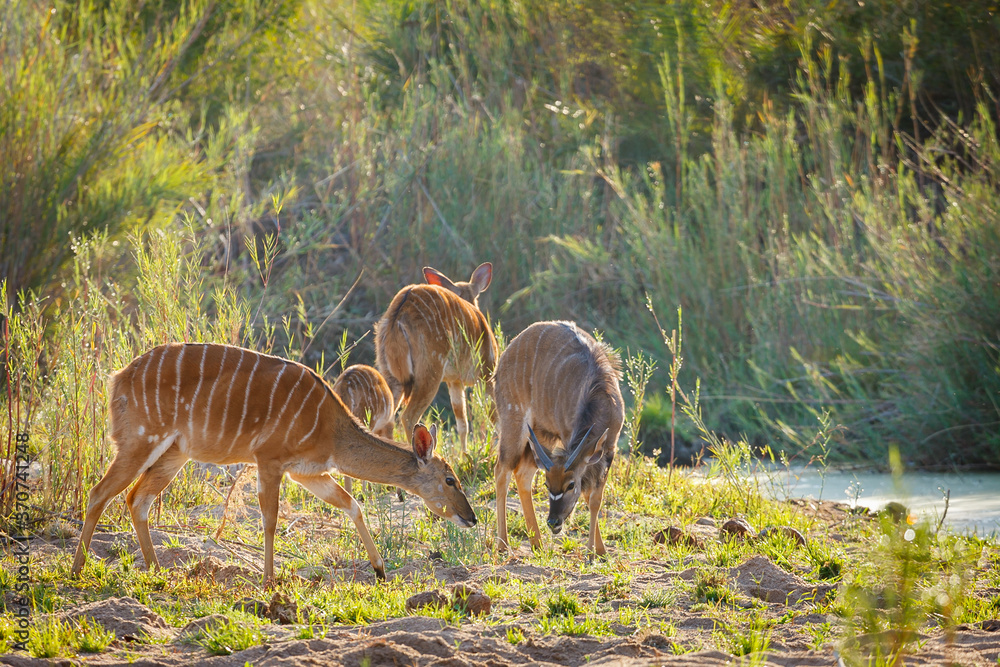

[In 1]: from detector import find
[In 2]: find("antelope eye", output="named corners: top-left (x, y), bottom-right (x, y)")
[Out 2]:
top-left (445, 477), bottom-right (456, 487)
top-left (566, 481), bottom-right (575, 492)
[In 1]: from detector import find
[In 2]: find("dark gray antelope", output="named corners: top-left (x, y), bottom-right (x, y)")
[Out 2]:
top-left (494, 321), bottom-right (624, 555)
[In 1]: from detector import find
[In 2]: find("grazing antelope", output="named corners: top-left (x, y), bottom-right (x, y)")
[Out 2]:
top-left (70, 343), bottom-right (477, 583)
top-left (375, 262), bottom-right (498, 453)
top-left (494, 321), bottom-right (624, 555)
top-left (330, 364), bottom-right (395, 495)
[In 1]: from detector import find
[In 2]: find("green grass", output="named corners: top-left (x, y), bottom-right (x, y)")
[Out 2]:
top-left (544, 589), bottom-right (582, 619)
top-left (693, 570), bottom-right (735, 605)
top-left (75, 617), bottom-right (116, 654)
top-left (196, 616), bottom-right (267, 656)
top-left (0, 429), bottom-right (990, 665)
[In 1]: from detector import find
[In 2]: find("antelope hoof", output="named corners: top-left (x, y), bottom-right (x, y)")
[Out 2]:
top-left (374, 564), bottom-right (387, 581)
top-left (590, 548), bottom-right (609, 561)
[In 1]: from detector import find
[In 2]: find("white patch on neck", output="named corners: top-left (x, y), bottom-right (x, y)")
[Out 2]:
top-left (549, 492), bottom-right (564, 501)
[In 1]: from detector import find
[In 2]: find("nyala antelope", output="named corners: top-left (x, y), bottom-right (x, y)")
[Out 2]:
top-left (330, 364), bottom-right (395, 496)
top-left (494, 321), bottom-right (624, 555)
top-left (71, 343), bottom-right (477, 583)
top-left (375, 262), bottom-right (498, 453)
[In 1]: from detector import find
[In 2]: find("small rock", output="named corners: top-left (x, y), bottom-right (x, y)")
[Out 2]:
top-left (695, 517), bottom-right (717, 527)
top-left (461, 593), bottom-right (492, 616)
top-left (450, 583), bottom-right (478, 600)
top-left (450, 583), bottom-right (491, 615)
top-left (405, 590), bottom-right (449, 612)
top-left (651, 526), bottom-right (702, 548)
top-left (268, 591), bottom-right (298, 625)
top-left (757, 526), bottom-right (807, 547)
top-left (233, 598), bottom-right (270, 619)
top-left (720, 517), bottom-right (755, 540)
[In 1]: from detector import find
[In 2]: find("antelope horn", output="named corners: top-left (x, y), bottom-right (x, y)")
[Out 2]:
top-left (563, 423), bottom-right (595, 470)
top-left (527, 425), bottom-right (554, 471)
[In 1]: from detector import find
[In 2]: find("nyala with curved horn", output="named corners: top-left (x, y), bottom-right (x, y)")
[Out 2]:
top-left (494, 321), bottom-right (624, 555)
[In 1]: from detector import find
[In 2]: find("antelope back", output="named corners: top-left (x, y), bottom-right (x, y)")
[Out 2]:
top-left (108, 343), bottom-right (344, 463)
top-left (375, 285), bottom-right (498, 387)
top-left (331, 364), bottom-right (394, 432)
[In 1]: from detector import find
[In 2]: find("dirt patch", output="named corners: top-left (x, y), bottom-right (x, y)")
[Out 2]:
top-left (6, 496), bottom-right (998, 667)
top-left (729, 555), bottom-right (834, 604)
top-left (187, 554), bottom-right (260, 585)
top-left (4, 595), bottom-right (1000, 666)
top-left (55, 596), bottom-right (171, 641)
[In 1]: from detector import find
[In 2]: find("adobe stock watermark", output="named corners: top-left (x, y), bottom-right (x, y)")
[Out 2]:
top-left (9, 431), bottom-right (32, 651)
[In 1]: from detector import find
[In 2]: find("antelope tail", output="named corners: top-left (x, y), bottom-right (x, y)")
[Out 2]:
top-left (375, 318), bottom-right (415, 411)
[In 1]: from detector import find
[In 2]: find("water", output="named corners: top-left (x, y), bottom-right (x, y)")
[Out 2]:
top-left (756, 467), bottom-right (1000, 536)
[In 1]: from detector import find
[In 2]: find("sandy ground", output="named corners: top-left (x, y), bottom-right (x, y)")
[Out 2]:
top-left (5, 499), bottom-right (1000, 666)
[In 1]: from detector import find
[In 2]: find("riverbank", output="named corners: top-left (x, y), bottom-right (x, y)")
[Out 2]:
top-left (3, 459), bottom-right (999, 665)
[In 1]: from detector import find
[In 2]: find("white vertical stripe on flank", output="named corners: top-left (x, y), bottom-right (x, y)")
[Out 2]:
top-left (173, 345), bottom-right (186, 424)
top-left (260, 366), bottom-right (306, 443)
top-left (233, 352), bottom-right (262, 443)
top-left (202, 346), bottom-right (229, 439)
top-left (130, 354), bottom-right (144, 409)
top-left (263, 363), bottom-right (289, 427)
top-left (297, 391), bottom-right (325, 445)
top-left (216, 348), bottom-right (245, 445)
top-left (283, 380), bottom-right (317, 440)
top-left (140, 351), bottom-right (152, 420)
top-left (154, 346), bottom-right (168, 424)
top-left (188, 345), bottom-right (209, 437)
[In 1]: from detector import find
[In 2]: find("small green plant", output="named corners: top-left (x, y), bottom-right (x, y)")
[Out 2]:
top-left (197, 618), bottom-right (266, 656)
top-left (693, 570), bottom-right (734, 605)
top-left (598, 572), bottom-right (632, 602)
top-left (506, 626), bottom-right (525, 645)
top-left (544, 589), bottom-right (582, 618)
top-left (807, 621), bottom-right (834, 650)
top-left (27, 617), bottom-right (73, 658)
top-left (75, 617), bottom-right (116, 653)
top-left (639, 588), bottom-right (676, 609)
top-left (296, 611), bottom-right (328, 640)
top-left (163, 535), bottom-right (184, 550)
top-left (518, 590), bottom-right (540, 613)
top-left (538, 613), bottom-right (614, 637)
top-left (715, 616), bottom-right (772, 658)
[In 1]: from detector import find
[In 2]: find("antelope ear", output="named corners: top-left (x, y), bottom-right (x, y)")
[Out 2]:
top-left (469, 262), bottom-right (492, 294)
top-left (423, 267), bottom-right (458, 292)
top-left (585, 428), bottom-right (611, 464)
top-left (412, 423), bottom-right (436, 464)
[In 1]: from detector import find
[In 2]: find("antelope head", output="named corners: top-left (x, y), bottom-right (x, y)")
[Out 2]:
top-left (422, 262), bottom-right (492, 307)
top-left (527, 424), bottom-right (611, 535)
top-left (409, 424), bottom-right (478, 528)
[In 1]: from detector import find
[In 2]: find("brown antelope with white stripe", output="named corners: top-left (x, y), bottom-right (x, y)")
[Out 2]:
top-left (330, 364), bottom-right (395, 495)
top-left (494, 321), bottom-right (624, 555)
top-left (70, 343), bottom-right (477, 583)
top-left (375, 262), bottom-right (498, 453)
